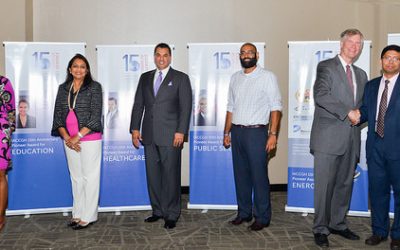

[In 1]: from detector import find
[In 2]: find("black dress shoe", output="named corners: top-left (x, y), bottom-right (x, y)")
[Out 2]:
top-left (230, 216), bottom-right (252, 225)
top-left (72, 222), bottom-right (94, 230)
top-left (163, 220), bottom-right (176, 229)
top-left (329, 228), bottom-right (360, 240)
top-left (314, 233), bottom-right (329, 247)
top-left (144, 215), bottom-right (163, 223)
top-left (247, 221), bottom-right (269, 231)
top-left (391, 239), bottom-right (400, 250)
top-left (67, 220), bottom-right (80, 227)
top-left (365, 235), bottom-right (387, 245)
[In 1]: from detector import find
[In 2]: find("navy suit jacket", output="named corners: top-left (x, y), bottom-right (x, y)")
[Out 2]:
top-left (130, 67), bottom-right (192, 146)
top-left (360, 75), bottom-right (400, 160)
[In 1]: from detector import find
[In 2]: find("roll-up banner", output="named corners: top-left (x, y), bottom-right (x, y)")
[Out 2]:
top-left (286, 41), bottom-right (371, 216)
top-left (4, 42), bottom-right (85, 215)
top-left (388, 34), bottom-right (400, 45)
top-left (96, 45), bottom-right (162, 211)
top-left (188, 43), bottom-right (265, 209)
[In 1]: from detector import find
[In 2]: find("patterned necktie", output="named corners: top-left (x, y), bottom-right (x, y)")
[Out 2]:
top-left (154, 71), bottom-right (163, 96)
top-left (376, 79), bottom-right (390, 137)
top-left (346, 65), bottom-right (354, 97)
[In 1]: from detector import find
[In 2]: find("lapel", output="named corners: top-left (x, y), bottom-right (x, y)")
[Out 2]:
top-left (155, 68), bottom-right (174, 98)
top-left (334, 56), bottom-right (354, 103)
top-left (370, 76), bottom-right (382, 122)
top-left (353, 67), bottom-right (364, 106)
top-left (387, 76), bottom-right (400, 114)
top-left (148, 70), bottom-right (156, 99)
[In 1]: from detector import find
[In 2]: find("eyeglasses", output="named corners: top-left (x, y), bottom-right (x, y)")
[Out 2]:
top-left (240, 51), bottom-right (256, 56)
top-left (383, 56), bottom-right (400, 63)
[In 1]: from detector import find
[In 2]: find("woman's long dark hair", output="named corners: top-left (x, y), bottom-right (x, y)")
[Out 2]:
top-left (64, 53), bottom-right (94, 87)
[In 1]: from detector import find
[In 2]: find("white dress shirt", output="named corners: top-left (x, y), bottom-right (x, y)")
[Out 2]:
top-left (227, 65), bottom-right (282, 126)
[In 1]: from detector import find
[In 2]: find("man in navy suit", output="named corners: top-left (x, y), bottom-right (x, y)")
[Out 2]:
top-left (359, 45), bottom-right (400, 250)
top-left (130, 43), bottom-right (192, 229)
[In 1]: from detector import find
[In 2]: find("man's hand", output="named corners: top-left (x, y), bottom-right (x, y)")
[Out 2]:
top-left (173, 133), bottom-right (184, 147)
top-left (348, 109), bottom-right (360, 126)
top-left (223, 135), bottom-right (231, 149)
top-left (266, 134), bottom-right (277, 153)
top-left (131, 130), bottom-right (142, 149)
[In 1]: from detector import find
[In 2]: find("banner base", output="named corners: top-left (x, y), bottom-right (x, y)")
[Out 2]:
top-left (98, 205), bottom-right (151, 212)
top-left (6, 207), bottom-right (72, 216)
top-left (187, 203), bottom-right (237, 210)
top-left (6, 205), bottom-right (152, 216)
top-left (285, 205), bottom-right (395, 218)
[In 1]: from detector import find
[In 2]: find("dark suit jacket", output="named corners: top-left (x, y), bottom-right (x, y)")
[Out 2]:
top-left (16, 114), bottom-right (36, 128)
top-left (194, 112), bottom-right (215, 126)
top-left (310, 55), bottom-right (368, 157)
top-left (360, 76), bottom-right (400, 160)
top-left (106, 110), bottom-right (118, 129)
top-left (130, 68), bottom-right (192, 146)
top-left (195, 113), bottom-right (205, 126)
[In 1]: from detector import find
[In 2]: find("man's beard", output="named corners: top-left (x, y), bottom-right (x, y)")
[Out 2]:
top-left (240, 57), bottom-right (257, 68)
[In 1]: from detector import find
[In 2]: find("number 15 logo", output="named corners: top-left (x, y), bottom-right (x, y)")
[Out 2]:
top-left (213, 52), bottom-right (231, 69)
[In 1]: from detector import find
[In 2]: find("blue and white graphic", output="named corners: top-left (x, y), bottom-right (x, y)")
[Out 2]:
top-left (96, 45), bottom-right (162, 210)
top-left (286, 41), bottom-right (371, 216)
top-left (5, 42), bottom-right (85, 214)
top-left (188, 43), bottom-right (265, 209)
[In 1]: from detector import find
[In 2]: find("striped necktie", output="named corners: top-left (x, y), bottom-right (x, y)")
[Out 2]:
top-left (376, 79), bottom-right (390, 137)
top-left (154, 71), bottom-right (163, 96)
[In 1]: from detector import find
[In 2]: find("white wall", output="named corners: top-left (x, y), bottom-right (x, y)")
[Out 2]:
top-left (0, 0), bottom-right (28, 74)
top-left (2, 0), bottom-right (400, 185)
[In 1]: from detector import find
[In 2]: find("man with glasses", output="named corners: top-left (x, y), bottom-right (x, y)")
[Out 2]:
top-left (359, 45), bottom-right (400, 250)
top-left (310, 29), bottom-right (368, 247)
top-left (223, 42), bottom-right (282, 231)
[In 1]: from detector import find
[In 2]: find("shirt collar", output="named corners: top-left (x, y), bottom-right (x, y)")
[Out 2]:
top-left (338, 55), bottom-right (353, 70)
top-left (156, 66), bottom-right (170, 77)
top-left (384, 72), bottom-right (399, 84)
top-left (241, 64), bottom-right (260, 76)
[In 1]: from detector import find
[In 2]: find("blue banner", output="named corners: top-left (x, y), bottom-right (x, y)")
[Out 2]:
top-left (287, 165), bottom-right (369, 212)
top-left (189, 131), bottom-right (236, 205)
top-left (99, 140), bottom-right (149, 207)
top-left (8, 133), bottom-right (72, 209)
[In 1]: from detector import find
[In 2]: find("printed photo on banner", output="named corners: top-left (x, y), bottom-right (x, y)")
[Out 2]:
top-left (193, 89), bottom-right (216, 127)
top-left (16, 94), bottom-right (36, 129)
top-left (105, 92), bottom-right (119, 130)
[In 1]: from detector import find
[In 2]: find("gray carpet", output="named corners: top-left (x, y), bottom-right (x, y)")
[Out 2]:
top-left (0, 192), bottom-right (389, 249)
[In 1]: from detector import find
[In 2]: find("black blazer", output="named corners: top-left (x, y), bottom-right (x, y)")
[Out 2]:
top-left (16, 114), bottom-right (36, 128)
top-left (130, 68), bottom-right (192, 146)
top-left (51, 81), bottom-right (103, 137)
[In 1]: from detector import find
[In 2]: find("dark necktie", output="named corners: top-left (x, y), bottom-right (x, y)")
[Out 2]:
top-left (346, 65), bottom-right (354, 97)
top-left (376, 79), bottom-right (390, 137)
top-left (154, 71), bottom-right (163, 96)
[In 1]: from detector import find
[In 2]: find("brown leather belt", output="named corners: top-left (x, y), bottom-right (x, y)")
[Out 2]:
top-left (233, 124), bottom-right (266, 128)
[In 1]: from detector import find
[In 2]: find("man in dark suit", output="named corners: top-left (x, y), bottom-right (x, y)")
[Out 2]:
top-left (106, 97), bottom-right (118, 129)
top-left (194, 94), bottom-right (216, 126)
top-left (130, 43), bottom-right (192, 229)
top-left (359, 45), bottom-right (400, 250)
top-left (310, 29), bottom-right (368, 247)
